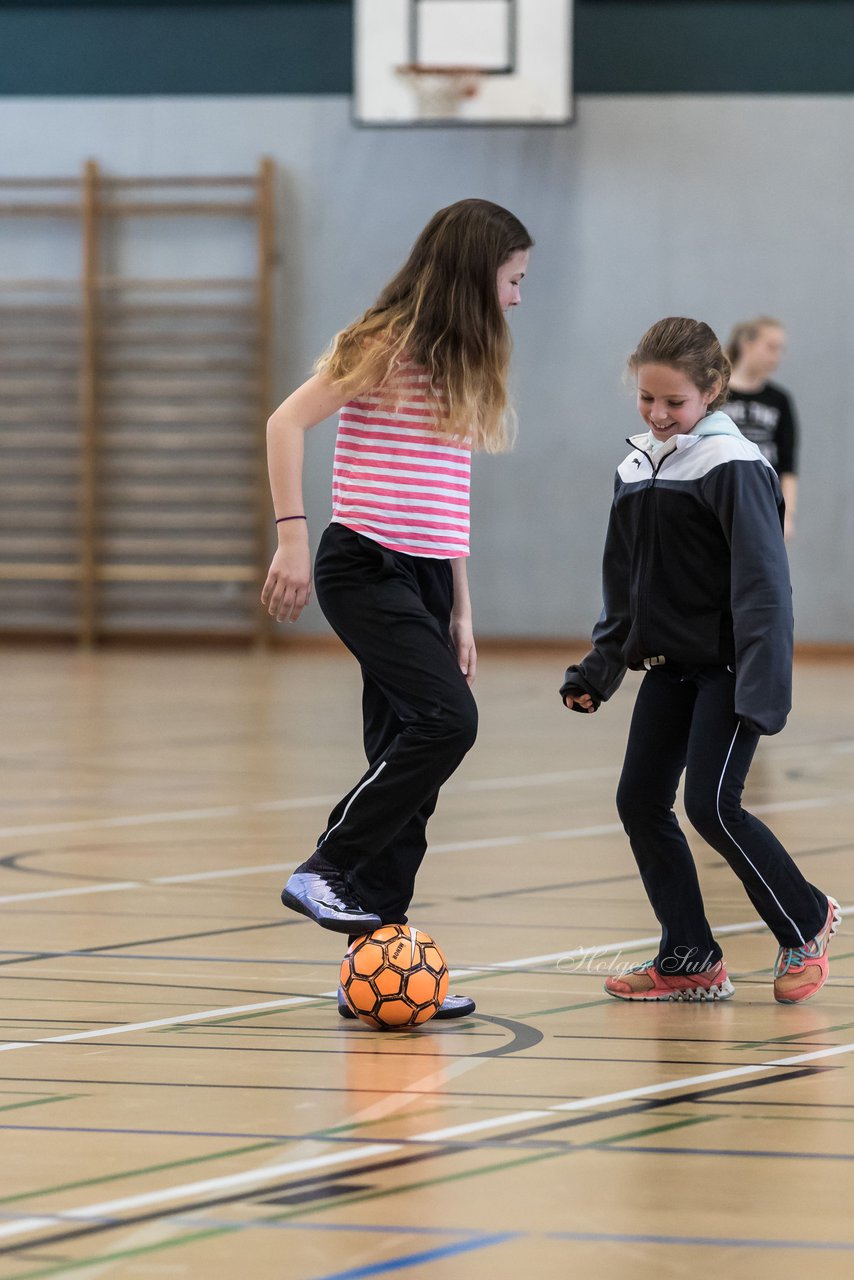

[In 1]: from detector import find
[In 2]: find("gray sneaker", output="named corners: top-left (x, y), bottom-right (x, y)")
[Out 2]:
top-left (280, 858), bottom-right (382, 934)
top-left (337, 987), bottom-right (476, 1020)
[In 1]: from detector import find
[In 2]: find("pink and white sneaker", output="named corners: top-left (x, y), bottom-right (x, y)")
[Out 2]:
top-left (605, 958), bottom-right (734, 1002)
top-left (774, 896), bottom-right (842, 1004)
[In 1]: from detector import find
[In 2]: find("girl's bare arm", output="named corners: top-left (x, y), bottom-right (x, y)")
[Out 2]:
top-left (450, 558), bottom-right (477, 684)
top-left (261, 375), bottom-right (349, 624)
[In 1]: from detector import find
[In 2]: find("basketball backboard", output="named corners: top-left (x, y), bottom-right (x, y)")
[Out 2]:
top-left (354, 0), bottom-right (574, 126)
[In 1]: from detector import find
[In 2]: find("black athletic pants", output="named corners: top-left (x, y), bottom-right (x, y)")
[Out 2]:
top-left (311, 523), bottom-right (477, 924)
top-left (616, 664), bottom-right (827, 974)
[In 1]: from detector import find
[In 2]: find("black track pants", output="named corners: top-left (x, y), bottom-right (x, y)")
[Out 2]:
top-left (311, 523), bottom-right (477, 923)
top-left (616, 665), bottom-right (827, 972)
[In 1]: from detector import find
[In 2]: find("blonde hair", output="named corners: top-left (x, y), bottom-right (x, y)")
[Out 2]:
top-left (726, 316), bottom-right (785, 365)
top-left (628, 317), bottom-right (730, 412)
top-left (316, 199), bottom-right (533, 453)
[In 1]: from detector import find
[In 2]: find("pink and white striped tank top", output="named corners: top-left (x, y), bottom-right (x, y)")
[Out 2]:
top-left (331, 364), bottom-right (471, 559)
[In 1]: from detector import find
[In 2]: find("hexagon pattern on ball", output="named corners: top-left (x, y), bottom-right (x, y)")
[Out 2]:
top-left (339, 924), bottom-right (449, 1029)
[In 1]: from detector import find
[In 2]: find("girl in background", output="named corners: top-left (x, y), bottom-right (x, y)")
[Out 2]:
top-left (263, 199), bottom-right (532, 1019)
top-left (561, 317), bottom-right (838, 1004)
top-left (725, 317), bottom-right (799, 540)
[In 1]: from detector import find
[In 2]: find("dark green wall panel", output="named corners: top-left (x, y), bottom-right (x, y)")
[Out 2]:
top-left (0, 3), bottom-right (351, 94)
top-left (0, 1), bottom-right (853, 95)
top-left (575, 2), bottom-right (854, 92)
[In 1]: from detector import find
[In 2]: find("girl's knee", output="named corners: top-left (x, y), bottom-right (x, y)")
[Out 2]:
top-left (451, 695), bottom-right (478, 753)
top-left (617, 776), bottom-right (685, 838)
top-left (425, 691), bottom-right (477, 753)
top-left (616, 783), bottom-right (654, 833)
top-left (684, 799), bottom-right (716, 842)
top-left (684, 783), bottom-right (741, 843)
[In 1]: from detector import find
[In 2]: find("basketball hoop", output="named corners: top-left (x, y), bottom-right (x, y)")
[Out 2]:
top-left (396, 64), bottom-right (485, 120)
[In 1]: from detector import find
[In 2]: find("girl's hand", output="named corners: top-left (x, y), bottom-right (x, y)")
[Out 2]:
top-left (261, 528), bottom-right (312, 623)
top-left (564, 692), bottom-right (596, 713)
top-left (451, 616), bottom-right (477, 686)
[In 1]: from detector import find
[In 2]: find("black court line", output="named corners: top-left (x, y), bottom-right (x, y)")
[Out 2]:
top-left (0, 948), bottom-right (311, 969)
top-left (458, 840), bottom-right (852, 903)
top-left (457, 871), bottom-right (638, 903)
top-left (0, 1073), bottom-right (840, 1153)
top-left (0, 920), bottom-right (294, 969)
top-left (8, 907), bottom-right (280, 922)
top-left (698, 1096), bottom-right (854, 1112)
top-left (0, 1065), bottom-right (832, 1256)
top-left (0, 1075), bottom-right (671, 1102)
top-left (0, 1039), bottom-right (496, 1057)
top-left (258, 1181), bottom-right (374, 1206)
top-left (0, 851), bottom-right (108, 885)
top-left (470, 1067), bottom-right (829, 1147)
top-left (599, 1141), bottom-right (854, 1163)
top-left (1, 974), bottom-right (296, 999)
top-left (550, 1033), bottom-right (776, 1044)
top-left (0, 1037), bottom-right (818, 1067)
top-left (0, 1147), bottom-right (452, 1256)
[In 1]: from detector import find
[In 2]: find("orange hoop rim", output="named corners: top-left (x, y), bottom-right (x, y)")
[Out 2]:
top-left (395, 64), bottom-right (485, 107)
top-left (396, 63), bottom-right (487, 78)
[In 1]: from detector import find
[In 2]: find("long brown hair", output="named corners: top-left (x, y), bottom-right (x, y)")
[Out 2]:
top-left (628, 317), bottom-right (731, 412)
top-left (317, 199), bottom-right (533, 452)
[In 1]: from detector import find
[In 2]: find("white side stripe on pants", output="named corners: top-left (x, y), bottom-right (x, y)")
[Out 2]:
top-left (715, 723), bottom-right (806, 946)
top-left (315, 760), bottom-right (388, 853)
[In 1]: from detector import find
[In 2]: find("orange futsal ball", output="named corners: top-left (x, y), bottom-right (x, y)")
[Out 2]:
top-left (339, 924), bottom-right (449, 1029)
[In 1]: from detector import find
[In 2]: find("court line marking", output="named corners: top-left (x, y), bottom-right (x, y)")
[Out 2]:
top-left (1, 897), bottom-right (850, 988)
top-left (444, 913), bottom-right (823, 978)
top-left (0, 806), bottom-right (246, 840)
top-left (1, 1037), bottom-right (853, 1244)
top-left (0, 1143), bottom-right (394, 1243)
top-left (0, 997), bottom-right (317, 1055)
top-left (0, 906), bottom-right (852, 1241)
top-left (1, 750), bottom-right (850, 842)
top-left (0, 742), bottom-right (849, 1242)
top-left (0, 768), bottom-right (618, 841)
top-left (0, 882), bottom-right (141, 906)
top-left (1, 788), bottom-right (852, 907)
top-left (165, 1214), bottom-right (854, 1248)
top-left (307, 1233), bottom-right (519, 1280)
top-left (414, 1041), bottom-right (854, 1141)
top-left (7, 899), bottom-right (845, 1052)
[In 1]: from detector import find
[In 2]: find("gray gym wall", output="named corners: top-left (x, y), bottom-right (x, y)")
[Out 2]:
top-left (2, 9), bottom-right (852, 644)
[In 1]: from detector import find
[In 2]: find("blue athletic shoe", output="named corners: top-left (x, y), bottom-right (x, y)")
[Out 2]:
top-left (281, 857), bottom-right (382, 934)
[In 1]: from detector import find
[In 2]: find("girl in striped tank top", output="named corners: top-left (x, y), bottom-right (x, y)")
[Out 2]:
top-left (262, 199), bottom-right (532, 1019)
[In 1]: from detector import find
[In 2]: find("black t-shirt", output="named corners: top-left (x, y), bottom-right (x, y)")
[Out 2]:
top-left (724, 382), bottom-right (798, 475)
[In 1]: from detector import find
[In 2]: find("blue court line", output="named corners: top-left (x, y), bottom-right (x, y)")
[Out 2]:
top-left (547, 1230), bottom-right (854, 1251)
top-left (176, 1217), bottom-right (854, 1254)
top-left (308, 1233), bottom-right (518, 1279)
top-left (172, 1215), bottom-right (854, 1253)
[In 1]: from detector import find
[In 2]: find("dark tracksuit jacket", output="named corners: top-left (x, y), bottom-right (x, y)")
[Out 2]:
top-left (560, 412), bottom-right (793, 736)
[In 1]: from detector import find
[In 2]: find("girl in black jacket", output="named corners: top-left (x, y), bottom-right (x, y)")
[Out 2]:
top-left (561, 317), bottom-right (839, 1004)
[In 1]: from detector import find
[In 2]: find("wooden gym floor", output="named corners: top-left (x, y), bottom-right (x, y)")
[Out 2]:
top-left (1, 644), bottom-right (853, 1278)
